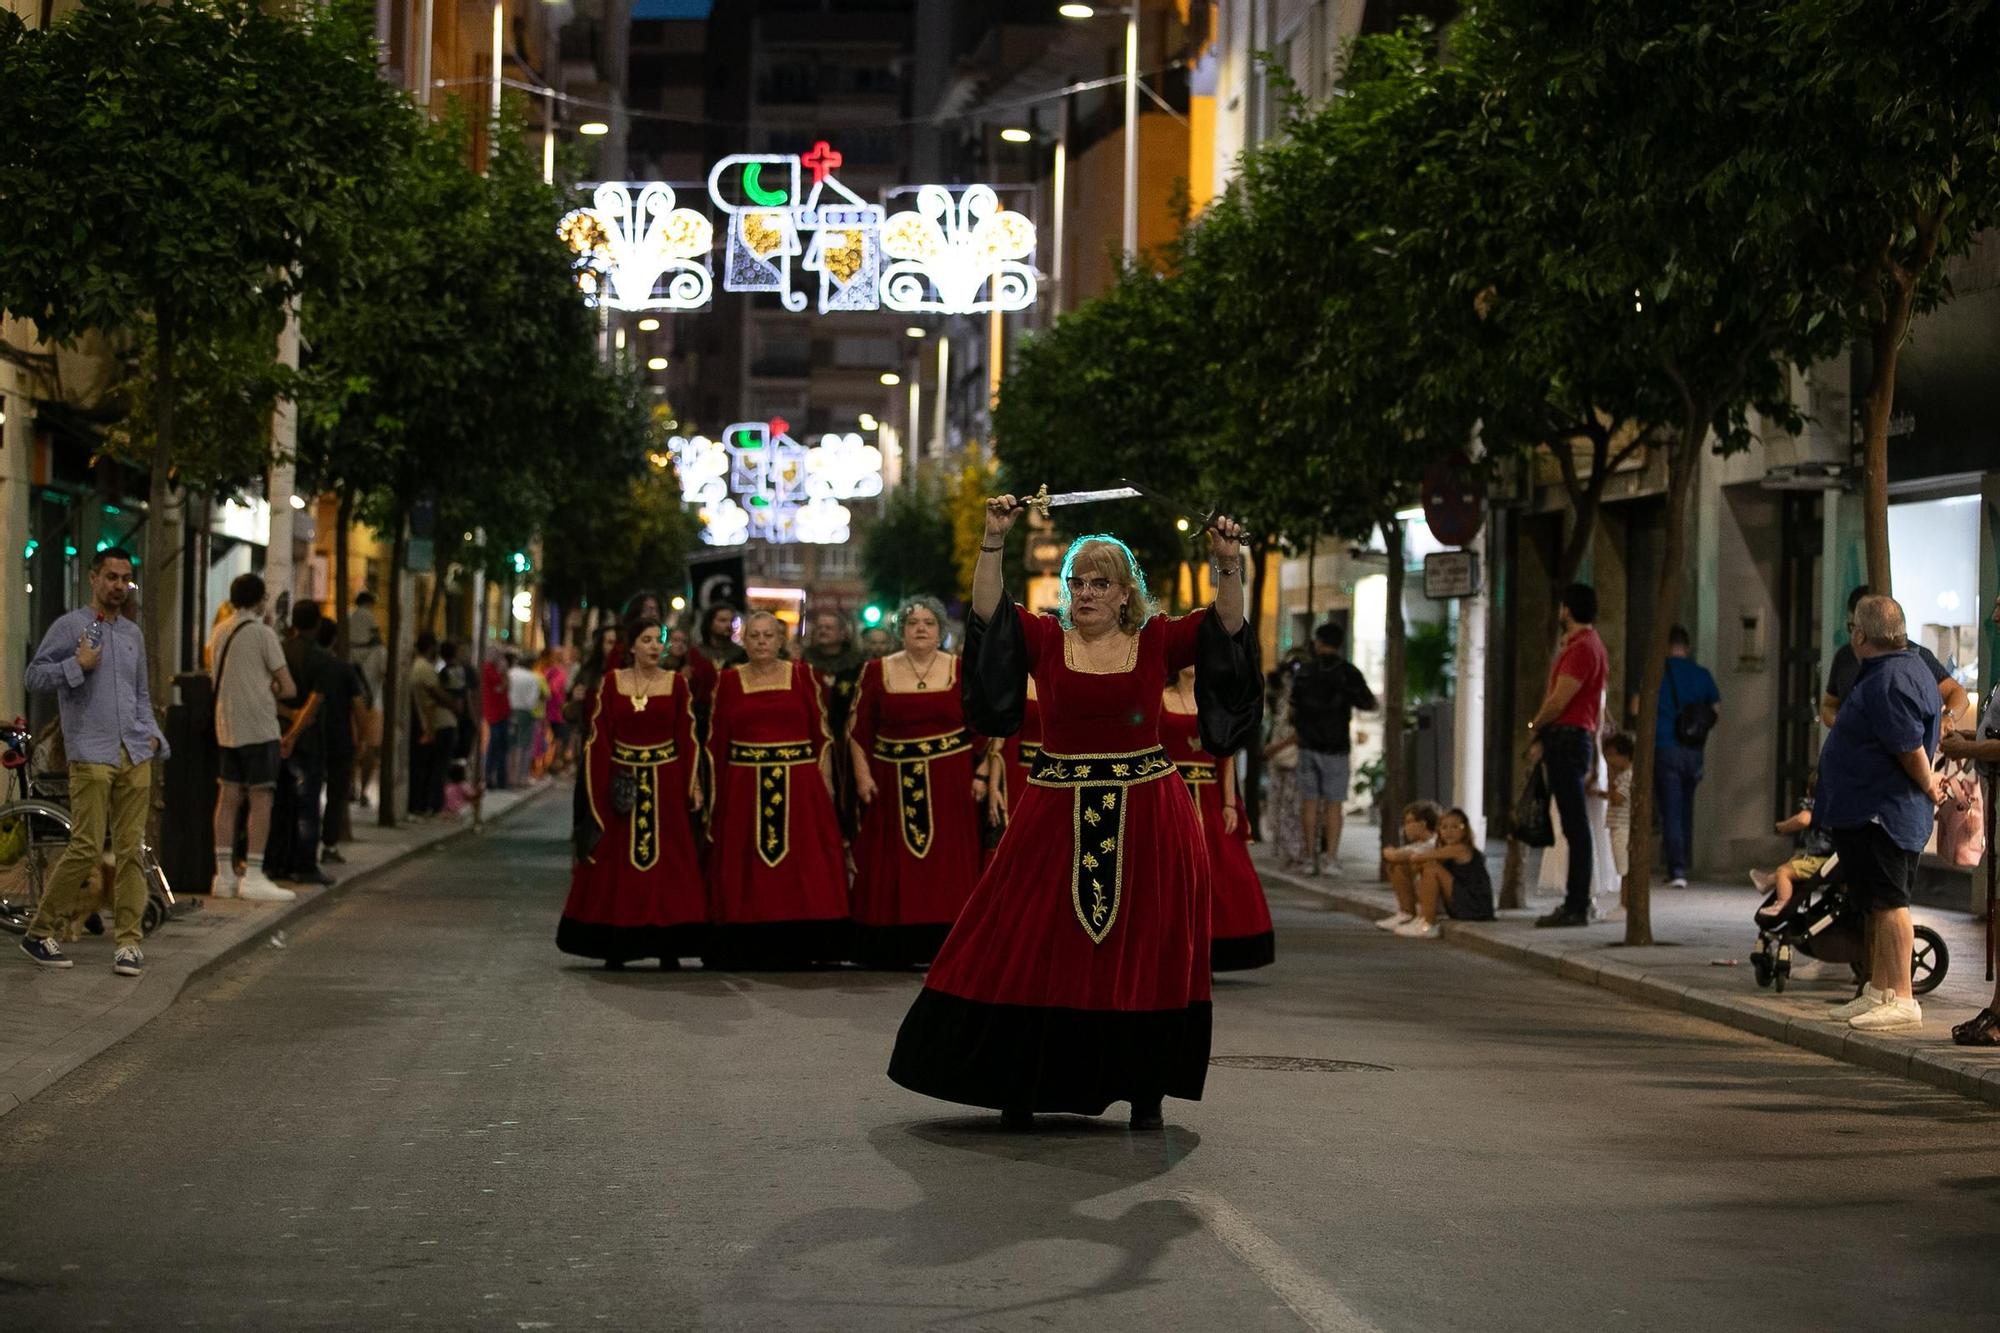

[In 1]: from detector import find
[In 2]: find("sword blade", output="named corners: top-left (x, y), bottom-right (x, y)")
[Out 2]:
top-left (1042, 485), bottom-right (1144, 507)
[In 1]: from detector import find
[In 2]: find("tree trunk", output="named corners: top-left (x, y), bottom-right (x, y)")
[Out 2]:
top-left (421, 568), bottom-right (447, 639)
top-left (333, 486), bottom-right (354, 657)
top-left (142, 315), bottom-right (179, 708)
top-left (1860, 279), bottom-right (1917, 598)
top-left (1378, 515), bottom-right (1408, 869)
top-left (379, 518), bottom-right (407, 829)
top-left (1623, 417), bottom-right (1706, 947)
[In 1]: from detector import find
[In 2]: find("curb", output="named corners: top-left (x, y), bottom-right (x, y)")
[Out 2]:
top-left (1263, 865), bottom-right (2000, 1111)
top-left (0, 788), bottom-right (555, 1120)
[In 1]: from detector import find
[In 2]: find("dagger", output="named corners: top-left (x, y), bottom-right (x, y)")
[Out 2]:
top-left (1014, 481), bottom-right (1243, 539)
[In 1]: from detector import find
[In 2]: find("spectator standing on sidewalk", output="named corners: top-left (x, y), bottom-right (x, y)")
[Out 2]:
top-left (208, 573), bottom-right (297, 903)
top-left (438, 642), bottom-right (475, 772)
top-left (265, 600), bottom-right (345, 886)
top-left (408, 633), bottom-right (457, 816)
top-left (1822, 583), bottom-right (1969, 732)
top-left (1942, 592), bottom-right (2000, 1047)
top-left (1288, 623), bottom-right (1378, 876)
top-left (506, 651), bottom-right (544, 786)
top-left (1817, 595), bottom-right (1944, 1033)
top-left (314, 618), bottom-right (364, 864)
top-left (348, 590), bottom-right (386, 810)
top-left (17, 548), bottom-right (168, 974)
top-left (482, 650), bottom-right (513, 791)
top-left (1654, 626), bottom-right (1721, 888)
top-left (1527, 583), bottom-right (1609, 929)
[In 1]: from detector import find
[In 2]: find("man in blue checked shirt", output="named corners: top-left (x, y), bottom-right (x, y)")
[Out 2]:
top-left (18, 546), bottom-right (167, 977)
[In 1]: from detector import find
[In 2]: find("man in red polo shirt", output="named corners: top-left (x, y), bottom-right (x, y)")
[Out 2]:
top-left (1526, 582), bottom-right (1609, 927)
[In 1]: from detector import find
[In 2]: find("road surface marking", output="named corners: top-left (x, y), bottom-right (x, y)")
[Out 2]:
top-left (1180, 1190), bottom-right (1384, 1333)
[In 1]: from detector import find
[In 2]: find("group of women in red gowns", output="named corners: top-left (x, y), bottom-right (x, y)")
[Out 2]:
top-left (1162, 666), bottom-right (1276, 971)
top-left (558, 601), bottom-right (988, 970)
top-left (889, 508), bottom-right (1263, 1132)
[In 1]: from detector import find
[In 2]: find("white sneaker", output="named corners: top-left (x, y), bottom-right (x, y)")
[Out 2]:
top-left (1601, 905), bottom-right (1627, 923)
top-left (1668, 877), bottom-right (1689, 889)
top-left (1850, 996), bottom-right (1922, 1032)
top-left (212, 859), bottom-right (238, 898)
top-left (237, 869), bottom-right (297, 903)
top-left (1375, 912), bottom-right (1415, 932)
top-left (1749, 869), bottom-right (1775, 892)
top-left (1393, 916), bottom-right (1441, 939)
top-left (1828, 987), bottom-right (1890, 1021)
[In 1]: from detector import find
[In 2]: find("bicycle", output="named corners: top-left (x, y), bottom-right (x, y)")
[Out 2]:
top-left (0, 719), bottom-right (177, 937)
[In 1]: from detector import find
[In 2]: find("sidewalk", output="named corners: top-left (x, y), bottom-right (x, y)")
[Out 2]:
top-left (1255, 826), bottom-right (2000, 1108)
top-left (0, 782), bottom-right (556, 1118)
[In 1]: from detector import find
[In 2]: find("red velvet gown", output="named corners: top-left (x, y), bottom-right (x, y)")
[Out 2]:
top-left (888, 608), bottom-right (1213, 1116)
top-left (1161, 706), bottom-right (1275, 971)
top-left (847, 656), bottom-right (983, 967)
top-left (991, 693), bottom-right (1043, 836)
top-left (701, 661), bottom-right (849, 967)
top-left (557, 671), bottom-right (707, 964)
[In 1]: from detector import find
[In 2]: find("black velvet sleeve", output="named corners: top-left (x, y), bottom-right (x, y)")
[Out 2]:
top-left (1195, 612), bottom-right (1263, 757)
top-left (960, 600), bottom-right (1027, 739)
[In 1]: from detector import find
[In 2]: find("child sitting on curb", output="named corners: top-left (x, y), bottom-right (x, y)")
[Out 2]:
top-left (1386, 808), bottom-right (1495, 939)
top-left (1377, 800), bottom-right (1442, 932)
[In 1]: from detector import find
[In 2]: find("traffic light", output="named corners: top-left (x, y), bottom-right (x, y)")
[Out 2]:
top-left (861, 604), bottom-right (883, 627)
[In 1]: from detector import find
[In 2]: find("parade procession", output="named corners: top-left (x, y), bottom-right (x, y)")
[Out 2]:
top-left (9, 2), bottom-right (2000, 1329)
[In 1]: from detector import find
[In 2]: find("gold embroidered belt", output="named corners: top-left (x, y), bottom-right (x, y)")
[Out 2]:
top-left (1017, 740), bottom-right (1043, 765)
top-left (612, 740), bottom-right (679, 871)
top-left (727, 740), bottom-right (820, 867)
top-left (1175, 759), bottom-right (1218, 786)
top-left (871, 729), bottom-right (972, 859)
top-left (1026, 747), bottom-right (1175, 944)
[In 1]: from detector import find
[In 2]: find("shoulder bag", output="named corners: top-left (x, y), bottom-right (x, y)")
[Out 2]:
top-left (1668, 664), bottom-right (1718, 749)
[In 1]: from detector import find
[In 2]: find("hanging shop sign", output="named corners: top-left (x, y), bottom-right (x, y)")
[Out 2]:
top-left (668, 417), bottom-right (884, 547)
top-left (561, 142), bottom-right (1038, 317)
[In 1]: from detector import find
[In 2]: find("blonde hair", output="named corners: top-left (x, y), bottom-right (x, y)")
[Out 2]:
top-left (1059, 535), bottom-right (1157, 632)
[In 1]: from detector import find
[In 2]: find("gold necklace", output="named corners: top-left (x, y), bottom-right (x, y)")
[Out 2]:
top-left (908, 651), bottom-right (942, 691)
top-left (629, 666), bottom-right (669, 712)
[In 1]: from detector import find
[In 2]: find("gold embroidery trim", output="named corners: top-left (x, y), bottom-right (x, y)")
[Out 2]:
top-left (1025, 747), bottom-right (1172, 945)
top-left (1060, 628), bottom-right (1141, 676)
top-left (1175, 759), bottom-right (1218, 785)
top-left (727, 740), bottom-right (815, 868)
top-left (871, 729), bottom-right (972, 859)
top-left (612, 739), bottom-right (679, 871)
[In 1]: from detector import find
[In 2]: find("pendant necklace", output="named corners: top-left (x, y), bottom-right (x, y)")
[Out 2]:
top-left (631, 667), bottom-right (666, 712)
top-left (910, 652), bottom-right (941, 691)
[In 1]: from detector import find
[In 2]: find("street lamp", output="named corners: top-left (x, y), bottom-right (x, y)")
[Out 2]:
top-left (1000, 127), bottom-right (1034, 144)
top-left (1061, 0), bottom-right (1138, 259)
top-left (647, 356), bottom-right (669, 371)
top-left (904, 326), bottom-right (926, 338)
top-left (579, 121), bottom-right (610, 137)
top-left (880, 372), bottom-right (901, 386)
top-left (637, 317), bottom-right (661, 331)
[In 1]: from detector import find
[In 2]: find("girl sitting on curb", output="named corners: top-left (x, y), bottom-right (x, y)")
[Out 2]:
top-left (1376, 801), bottom-right (1442, 932)
top-left (1382, 808), bottom-right (1495, 939)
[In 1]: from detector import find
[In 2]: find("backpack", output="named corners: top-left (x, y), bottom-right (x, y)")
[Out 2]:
top-left (1667, 663), bottom-right (1718, 749)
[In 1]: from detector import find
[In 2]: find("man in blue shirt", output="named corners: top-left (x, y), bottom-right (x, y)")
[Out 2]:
top-left (1655, 624), bottom-right (1721, 887)
top-left (1815, 595), bottom-right (1944, 1033)
top-left (17, 547), bottom-right (168, 976)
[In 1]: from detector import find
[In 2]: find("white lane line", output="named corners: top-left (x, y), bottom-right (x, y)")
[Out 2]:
top-left (1180, 1189), bottom-right (1385, 1333)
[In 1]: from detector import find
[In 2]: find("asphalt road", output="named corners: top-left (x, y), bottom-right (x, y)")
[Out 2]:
top-left (1, 794), bottom-right (1997, 1332)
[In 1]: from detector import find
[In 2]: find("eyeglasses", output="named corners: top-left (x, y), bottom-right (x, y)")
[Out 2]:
top-left (1066, 576), bottom-right (1116, 596)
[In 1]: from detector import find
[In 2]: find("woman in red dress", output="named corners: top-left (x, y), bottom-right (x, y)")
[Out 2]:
top-left (702, 611), bottom-right (849, 967)
top-left (847, 596), bottom-right (985, 967)
top-left (889, 500), bottom-right (1255, 1130)
top-left (558, 616), bottom-right (707, 968)
top-left (1163, 665), bottom-right (1275, 971)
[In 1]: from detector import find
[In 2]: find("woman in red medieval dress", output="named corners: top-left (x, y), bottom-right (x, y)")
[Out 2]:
top-left (888, 499), bottom-right (1257, 1131)
top-left (1163, 665), bottom-right (1275, 971)
top-left (702, 611), bottom-right (849, 968)
top-left (980, 679), bottom-right (1041, 860)
top-left (558, 616), bottom-right (707, 969)
top-left (847, 596), bottom-right (985, 967)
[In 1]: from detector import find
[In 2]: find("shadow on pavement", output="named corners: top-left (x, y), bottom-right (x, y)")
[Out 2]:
top-left (722, 1118), bottom-right (1204, 1325)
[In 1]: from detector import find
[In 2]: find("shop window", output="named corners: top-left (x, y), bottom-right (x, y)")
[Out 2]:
top-left (1888, 493), bottom-right (1979, 688)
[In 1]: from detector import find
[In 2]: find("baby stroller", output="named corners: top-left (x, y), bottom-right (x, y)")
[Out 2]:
top-left (1751, 851), bottom-right (1948, 995)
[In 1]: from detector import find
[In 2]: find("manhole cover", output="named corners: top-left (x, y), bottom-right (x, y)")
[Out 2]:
top-left (1208, 1056), bottom-right (1393, 1073)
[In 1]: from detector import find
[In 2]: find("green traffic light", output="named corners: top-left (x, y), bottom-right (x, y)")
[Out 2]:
top-left (861, 605), bottom-right (883, 626)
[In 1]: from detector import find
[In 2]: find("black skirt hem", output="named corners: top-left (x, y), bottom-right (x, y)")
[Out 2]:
top-left (1211, 930), bottom-right (1276, 972)
top-left (848, 921), bottom-right (952, 969)
top-left (887, 988), bottom-right (1211, 1115)
top-left (702, 918), bottom-right (850, 970)
top-left (556, 917), bottom-right (710, 964)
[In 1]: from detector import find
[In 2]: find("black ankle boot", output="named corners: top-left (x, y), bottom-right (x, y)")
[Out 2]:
top-left (1129, 1098), bottom-right (1164, 1132)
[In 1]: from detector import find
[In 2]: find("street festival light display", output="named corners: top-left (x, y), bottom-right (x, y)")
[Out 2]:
top-left (560, 142), bottom-right (1038, 317)
top-left (668, 419), bottom-right (884, 547)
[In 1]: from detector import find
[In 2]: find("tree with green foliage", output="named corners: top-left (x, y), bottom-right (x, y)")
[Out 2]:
top-left (861, 473), bottom-right (957, 610)
top-left (1776, 0), bottom-right (2000, 595)
top-left (1459, 0), bottom-right (1849, 944)
top-left (0, 0), bottom-right (403, 693)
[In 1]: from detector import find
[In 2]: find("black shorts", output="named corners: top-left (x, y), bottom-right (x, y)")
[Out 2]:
top-left (1828, 823), bottom-right (1918, 912)
top-left (219, 740), bottom-right (281, 790)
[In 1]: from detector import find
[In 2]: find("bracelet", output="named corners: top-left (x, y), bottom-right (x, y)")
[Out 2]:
top-left (980, 543), bottom-right (1005, 553)
top-left (1212, 560), bottom-right (1241, 577)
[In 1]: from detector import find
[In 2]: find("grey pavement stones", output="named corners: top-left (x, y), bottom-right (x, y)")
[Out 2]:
top-left (1258, 832), bottom-right (2000, 1108)
top-left (0, 785), bottom-right (553, 1118)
